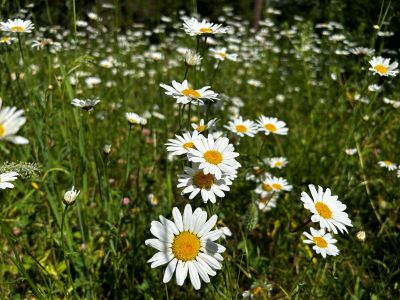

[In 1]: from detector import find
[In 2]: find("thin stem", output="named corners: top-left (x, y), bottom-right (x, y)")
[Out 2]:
top-left (16, 33), bottom-right (25, 64)
top-left (61, 205), bottom-right (75, 297)
top-left (290, 218), bottom-right (311, 233)
top-left (72, 0), bottom-right (77, 39)
top-left (125, 125), bottom-right (132, 187)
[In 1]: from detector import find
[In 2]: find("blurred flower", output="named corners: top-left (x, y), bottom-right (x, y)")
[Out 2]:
top-left (147, 193), bottom-right (158, 206)
top-left (121, 197), bottom-right (130, 206)
top-left (209, 47), bottom-right (237, 61)
top-left (71, 98), bottom-right (100, 110)
top-left (192, 118), bottom-right (217, 133)
top-left (63, 186), bottom-right (80, 205)
top-left (126, 112), bottom-right (147, 126)
top-left (378, 160), bottom-right (397, 171)
top-left (257, 116), bottom-right (288, 136)
top-left (356, 231), bottom-right (366, 242)
top-left (345, 148), bottom-right (357, 156)
top-left (0, 99), bottom-right (29, 144)
top-left (183, 18), bottom-right (228, 36)
top-left (103, 144), bottom-right (111, 155)
top-left (0, 19), bottom-right (34, 33)
top-left (0, 171), bottom-right (19, 189)
top-left (265, 157), bottom-right (288, 169)
top-left (185, 49), bottom-right (202, 67)
top-left (225, 117), bottom-right (257, 137)
top-left (145, 204), bottom-right (225, 289)
top-left (369, 56), bottom-right (398, 77)
top-left (0, 36), bottom-right (16, 45)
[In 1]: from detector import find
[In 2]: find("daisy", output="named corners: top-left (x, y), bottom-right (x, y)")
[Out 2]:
top-left (303, 227), bottom-right (339, 258)
top-left (0, 36), bottom-right (16, 45)
top-left (183, 18), bottom-right (228, 36)
top-left (160, 80), bottom-right (219, 105)
top-left (145, 204), bottom-right (225, 290)
top-left (378, 160), bottom-right (397, 171)
top-left (255, 176), bottom-right (292, 198)
top-left (178, 163), bottom-right (231, 203)
top-left (256, 194), bottom-right (278, 212)
top-left (192, 118), bottom-right (217, 133)
top-left (71, 98), bottom-right (100, 110)
top-left (0, 99), bottom-right (28, 144)
top-left (209, 47), bottom-right (237, 61)
top-left (185, 50), bottom-right (202, 67)
top-left (369, 56), bottom-right (398, 77)
top-left (224, 117), bottom-right (258, 137)
top-left (265, 157), bottom-right (288, 169)
top-left (257, 116), bottom-right (288, 135)
top-left (126, 112), bottom-right (147, 126)
top-left (0, 19), bottom-right (34, 33)
top-left (345, 148), bottom-right (357, 156)
top-left (63, 186), bottom-right (80, 205)
top-left (166, 131), bottom-right (201, 156)
top-left (301, 184), bottom-right (352, 234)
top-left (0, 172), bottom-right (19, 189)
top-left (188, 134), bottom-right (241, 180)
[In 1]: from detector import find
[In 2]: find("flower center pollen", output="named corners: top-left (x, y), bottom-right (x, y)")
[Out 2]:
top-left (235, 124), bottom-right (247, 133)
top-left (383, 160), bottom-right (392, 166)
top-left (374, 64), bottom-right (388, 75)
top-left (193, 171), bottom-right (214, 189)
top-left (183, 142), bottom-right (195, 149)
top-left (274, 161), bottom-right (283, 167)
top-left (262, 183), bottom-right (272, 192)
top-left (313, 236), bottom-right (328, 248)
top-left (315, 202), bottom-right (332, 219)
top-left (172, 231), bottom-right (201, 261)
top-left (264, 123), bottom-right (277, 132)
top-left (182, 88), bottom-right (201, 98)
top-left (11, 26), bottom-right (24, 32)
top-left (272, 183), bottom-right (282, 190)
top-left (0, 124), bottom-right (5, 137)
top-left (199, 27), bottom-right (213, 34)
top-left (204, 150), bottom-right (223, 165)
top-left (196, 125), bottom-right (206, 132)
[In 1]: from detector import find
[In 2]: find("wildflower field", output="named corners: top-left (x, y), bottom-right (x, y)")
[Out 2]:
top-left (1, 0), bottom-right (400, 299)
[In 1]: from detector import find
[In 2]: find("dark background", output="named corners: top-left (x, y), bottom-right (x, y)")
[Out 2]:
top-left (1, 0), bottom-right (399, 49)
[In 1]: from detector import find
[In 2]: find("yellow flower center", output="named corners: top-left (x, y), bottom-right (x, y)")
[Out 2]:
top-left (171, 231), bottom-right (201, 261)
top-left (193, 171), bottom-right (214, 189)
top-left (0, 124), bottom-right (5, 137)
top-left (10, 26), bottom-right (24, 32)
top-left (374, 64), bottom-right (388, 75)
top-left (262, 183), bottom-right (272, 192)
top-left (313, 236), bottom-right (328, 248)
top-left (235, 124), bottom-right (247, 133)
top-left (264, 123), bottom-right (277, 132)
top-left (252, 287), bottom-right (263, 295)
top-left (219, 52), bottom-right (226, 58)
top-left (196, 125), bottom-right (206, 132)
top-left (182, 88), bottom-right (201, 98)
top-left (204, 150), bottom-right (223, 165)
top-left (315, 202), bottom-right (332, 219)
top-left (274, 161), bottom-right (283, 167)
top-left (0, 37), bottom-right (10, 43)
top-left (183, 142), bottom-right (195, 149)
top-left (199, 27), bottom-right (213, 34)
top-left (384, 160), bottom-right (392, 166)
top-left (272, 183), bottom-right (282, 190)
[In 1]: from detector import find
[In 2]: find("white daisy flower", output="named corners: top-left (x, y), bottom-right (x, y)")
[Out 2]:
top-left (303, 227), bottom-right (339, 258)
top-left (191, 118), bottom-right (217, 133)
top-left (265, 157), bottom-right (288, 169)
top-left (183, 18), bottom-right (228, 36)
top-left (383, 97), bottom-right (400, 108)
top-left (301, 184), bottom-right (352, 234)
top-left (63, 186), bottom-right (80, 205)
top-left (185, 50), bottom-right (202, 67)
top-left (145, 204), bottom-right (225, 290)
top-left (0, 19), bottom-right (34, 33)
top-left (369, 56), bottom-right (398, 77)
top-left (345, 148), bottom-right (357, 156)
top-left (188, 134), bottom-right (241, 180)
top-left (177, 163), bottom-right (232, 203)
top-left (256, 194), bottom-right (278, 212)
top-left (165, 131), bottom-right (201, 156)
top-left (0, 36), bottom-right (16, 45)
top-left (0, 172), bottom-right (19, 189)
top-left (0, 99), bottom-right (28, 144)
top-left (255, 176), bottom-right (292, 198)
top-left (378, 160), bottom-right (397, 171)
top-left (71, 98), bottom-right (100, 110)
top-left (224, 117), bottom-right (258, 137)
top-left (209, 47), bottom-right (237, 61)
top-left (126, 112), bottom-right (147, 125)
top-left (257, 116), bottom-right (288, 135)
top-left (160, 80), bottom-right (219, 105)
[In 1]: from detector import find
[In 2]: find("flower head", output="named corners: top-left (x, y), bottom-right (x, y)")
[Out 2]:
top-left (63, 186), bottom-right (80, 205)
top-left (0, 19), bottom-right (34, 33)
top-left (126, 112), bottom-right (147, 125)
top-left (0, 172), bottom-right (19, 189)
top-left (225, 117), bottom-right (257, 137)
top-left (145, 204), bottom-right (225, 290)
top-left (257, 116), bottom-right (288, 136)
top-left (0, 99), bottom-right (29, 144)
top-left (183, 18), bottom-right (228, 36)
top-left (185, 50), bottom-right (202, 67)
top-left (71, 98), bottom-right (100, 110)
top-left (301, 184), bottom-right (352, 234)
top-left (369, 56), bottom-right (398, 77)
top-left (303, 227), bottom-right (339, 258)
top-left (378, 160), bottom-right (397, 171)
top-left (166, 131), bottom-right (200, 156)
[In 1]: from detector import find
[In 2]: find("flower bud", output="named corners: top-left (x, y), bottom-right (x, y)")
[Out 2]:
top-left (63, 186), bottom-right (80, 205)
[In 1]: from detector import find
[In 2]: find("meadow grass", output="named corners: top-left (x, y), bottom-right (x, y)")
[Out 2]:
top-left (0, 1), bottom-right (399, 299)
